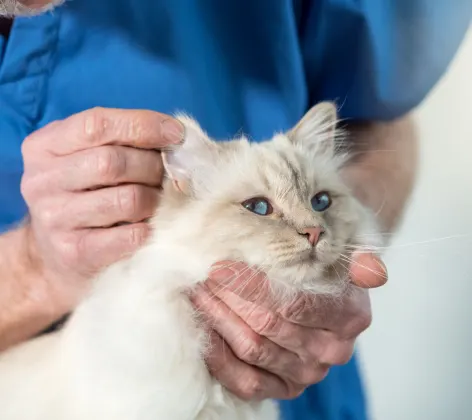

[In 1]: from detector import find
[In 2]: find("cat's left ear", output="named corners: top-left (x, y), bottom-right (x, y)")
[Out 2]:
top-left (162, 115), bottom-right (219, 195)
top-left (288, 102), bottom-right (338, 157)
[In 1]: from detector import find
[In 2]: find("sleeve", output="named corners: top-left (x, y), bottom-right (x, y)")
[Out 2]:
top-left (299, 0), bottom-right (472, 120)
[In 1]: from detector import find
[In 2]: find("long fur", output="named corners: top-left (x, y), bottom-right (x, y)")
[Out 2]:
top-left (0, 103), bottom-right (382, 420)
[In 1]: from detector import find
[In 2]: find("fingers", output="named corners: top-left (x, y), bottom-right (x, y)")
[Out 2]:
top-left (202, 260), bottom-right (372, 399)
top-left (192, 284), bottom-right (305, 383)
top-left (59, 146), bottom-right (164, 191)
top-left (204, 279), bottom-right (355, 367)
top-left (24, 108), bottom-right (185, 156)
top-left (350, 253), bottom-right (388, 288)
top-left (77, 222), bottom-right (151, 270)
top-left (208, 262), bottom-right (326, 328)
top-left (209, 261), bottom-right (274, 306)
top-left (204, 331), bottom-right (302, 401)
top-left (209, 256), bottom-right (382, 328)
top-left (38, 185), bottom-right (159, 229)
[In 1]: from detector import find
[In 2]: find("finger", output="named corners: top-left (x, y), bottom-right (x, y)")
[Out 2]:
top-left (208, 261), bottom-right (275, 307)
top-left (208, 262), bottom-right (321, 327)
top-left (349, 253), bottom-right (387, 288)
top-left (204, 279), bottom-right (345, 366)
top-left (204, 330), bottom-right (301, 401)
top-left (49, 185), bottom-right (159, 229)
top-left (208, 261), bottom-right (327, 327)
top-left (28, 108), bottom-right (184, 156)
top-left (204, 281), bottom-right (315, 350)
top-left (208, 262), bottom-right (370, 333)
top-left (77, 222), bottom-right (151, 271)
top-left (191, 284), bottom-right (304, 383)
top-left (58, 146), bottom-right (164, 191)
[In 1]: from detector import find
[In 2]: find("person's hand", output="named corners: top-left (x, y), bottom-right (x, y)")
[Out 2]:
top-left (20, 107), bottom-right (183, 312)
top-left (192, 253), bottom-right (387, 400)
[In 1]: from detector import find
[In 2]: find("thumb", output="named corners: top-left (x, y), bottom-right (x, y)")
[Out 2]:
top-left (349, 253), bottom-right (388, 289)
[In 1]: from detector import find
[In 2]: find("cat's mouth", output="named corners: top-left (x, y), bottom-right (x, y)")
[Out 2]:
top-left (280, 248), bottom-right (319, 268)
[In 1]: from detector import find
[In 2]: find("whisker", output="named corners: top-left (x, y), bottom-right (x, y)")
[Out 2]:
top-left (339, 255), bottom-right (384, 278)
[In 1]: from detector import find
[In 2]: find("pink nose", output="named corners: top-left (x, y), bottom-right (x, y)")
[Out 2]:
top-left (301, 227), bottom-right (324, 246)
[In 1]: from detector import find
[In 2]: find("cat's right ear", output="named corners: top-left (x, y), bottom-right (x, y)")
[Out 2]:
top-left (288, 101), bottom-right (338, 157)
top-left (161, 115), bottom-right (219, 195)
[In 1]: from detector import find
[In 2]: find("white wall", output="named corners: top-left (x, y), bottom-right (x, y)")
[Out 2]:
top-left (359, 29), bottom-right (472, 420)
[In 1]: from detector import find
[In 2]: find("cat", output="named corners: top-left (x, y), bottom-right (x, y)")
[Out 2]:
top-left (0, 102), bottom-right (382, 420)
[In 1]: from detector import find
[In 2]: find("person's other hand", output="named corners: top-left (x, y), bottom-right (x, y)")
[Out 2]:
top-left (192, 253), bottom-right (387, 400)
top-left (20, 107), bottom-right (183, 312)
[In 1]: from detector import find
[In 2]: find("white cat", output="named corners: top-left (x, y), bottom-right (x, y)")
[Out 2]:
top-left (0, 102), bottom-right (381, 420)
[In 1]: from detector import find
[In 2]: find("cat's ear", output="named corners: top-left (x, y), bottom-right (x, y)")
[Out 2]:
top-left (288, 102), bottom-right (338, 157)
top-left (162, 115), bottom-right (219, 195)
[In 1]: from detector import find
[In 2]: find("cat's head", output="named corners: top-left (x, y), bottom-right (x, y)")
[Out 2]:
top-left (157, 102), bottom-right (381, 295)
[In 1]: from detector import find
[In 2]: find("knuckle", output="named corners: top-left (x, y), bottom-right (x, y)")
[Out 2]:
top-left (82, 107), bottom-right (109, 143)
top-left (332, 345), bottom-right (354, 366)
top-left (237, 333), bottom-right (270, 366)
top-left (22, 120), bottom-right (61, 161)
top-left (297, 366), bottom-right (328, 386)
top-left (96, 146), bottom-right (125, 182)
top-left (345, 309), bottom-right (372, 338)
top-left (21, 134), bottom-right (35, 160)
top-left (128, 224), bottom-right (150, 248)
top-left (285, 384), bottom-right (306, 400)
top-left (20, 174), bottom-right (37, 203)
top-left (54, 234), bottom-right (81, 268)
top-left (357, 309), bottom-right (373, 332)
top-left (116, 185), bottom-right (140, 217)
top-left (35, 202), bottom-right (60, 229)
top-left (299, 364), bottom-right (330, 386)
top-left (335, 348), bottom-right (354, 365)
top-left (283, 296), bottom-right (311, 323)
top-left (251, 311), bottom-right (280, 336)
top-left (320, 340), bottom-right (355, 366)
top-left (237, 371), bottom-right (265, 400)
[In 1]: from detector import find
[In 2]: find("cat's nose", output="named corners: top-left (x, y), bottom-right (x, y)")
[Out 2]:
top-left (300, 227), bottom-right (324, 246)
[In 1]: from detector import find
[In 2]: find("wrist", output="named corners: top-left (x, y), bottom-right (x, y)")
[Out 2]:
top-left (0, 226), bottom-right (66, 350)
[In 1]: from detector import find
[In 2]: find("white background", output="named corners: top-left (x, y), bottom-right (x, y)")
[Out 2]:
top-left (358, 29), bottom-right (472, 420)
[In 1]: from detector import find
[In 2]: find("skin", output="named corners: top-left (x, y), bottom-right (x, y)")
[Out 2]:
top-left (0, 107), bottom-right (417, 401)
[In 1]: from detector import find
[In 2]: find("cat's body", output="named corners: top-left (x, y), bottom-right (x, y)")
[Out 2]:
top-left (0, 103), bottom-right (381, 420)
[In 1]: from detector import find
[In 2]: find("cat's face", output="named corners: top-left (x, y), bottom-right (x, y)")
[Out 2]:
top-left (160, 103), bottom-right (380, 295)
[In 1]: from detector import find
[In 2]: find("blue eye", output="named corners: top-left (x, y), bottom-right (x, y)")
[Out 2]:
top-left (242, 197), bottom-right (273, 216)
top-left (311, 191), bottom-right (332, 212)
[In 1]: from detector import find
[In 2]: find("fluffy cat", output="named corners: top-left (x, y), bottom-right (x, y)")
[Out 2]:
top-left (0, 102), bottom-right (381, 420)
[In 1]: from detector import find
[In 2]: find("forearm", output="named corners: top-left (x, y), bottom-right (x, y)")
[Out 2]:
top-left (0, 227), bottom-right (62, 351)
top-left (341, 114), bottom-right (419, 232)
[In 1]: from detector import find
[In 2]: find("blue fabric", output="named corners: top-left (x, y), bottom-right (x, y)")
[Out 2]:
top-left (0, 0), bottom-right (470, 418)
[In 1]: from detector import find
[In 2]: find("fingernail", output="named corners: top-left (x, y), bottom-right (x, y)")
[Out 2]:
top-left (161, 118), bottom-right (185, 144)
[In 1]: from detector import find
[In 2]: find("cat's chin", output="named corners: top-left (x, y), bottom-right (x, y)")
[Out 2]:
top-left (265, 258), bottom-right (349, 297)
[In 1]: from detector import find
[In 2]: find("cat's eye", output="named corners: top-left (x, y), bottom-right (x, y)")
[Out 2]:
top-left (242, 197), bottom-right (273, 216)
top-left (311, 191), bottom-right (332, 212)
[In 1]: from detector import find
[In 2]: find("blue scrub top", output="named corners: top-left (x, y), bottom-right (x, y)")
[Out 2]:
top-left (0, 1), bottom-right (470, 418)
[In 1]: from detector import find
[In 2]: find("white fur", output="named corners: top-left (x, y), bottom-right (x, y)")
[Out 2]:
top-left (0, 103), bottom-right (382, 420)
